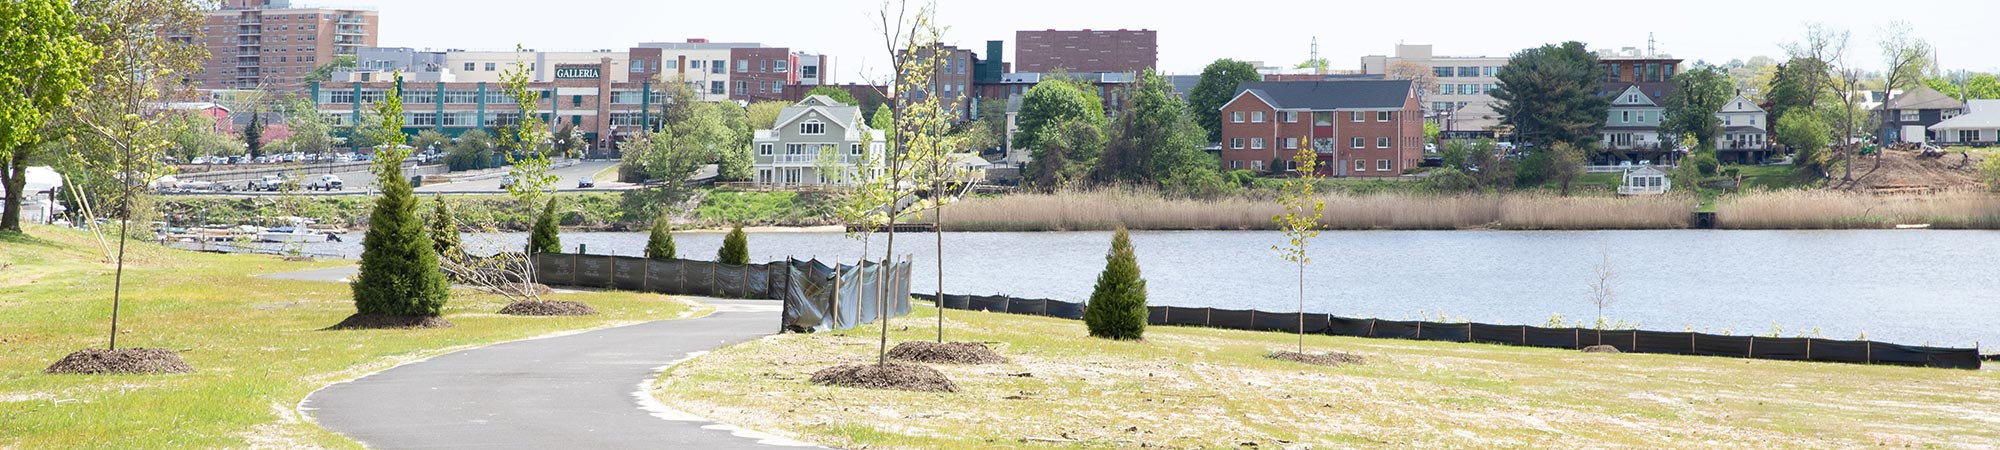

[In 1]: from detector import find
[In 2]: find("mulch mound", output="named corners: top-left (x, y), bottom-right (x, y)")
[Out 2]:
top-left (325, 313), bottom-right (455, 330)
top-left (497, 300), bottom-right (598, 316)
top-left (1581, 345), bottom-right (1622, 353)
top-left (810, 362), bottom-right (958, 392)
top-left (1266, 350), bottom-right (1367, 367)
top-left (886, 341), bottom-right (1007, 365)
top-left (45, 348), bottom-right (195, 375)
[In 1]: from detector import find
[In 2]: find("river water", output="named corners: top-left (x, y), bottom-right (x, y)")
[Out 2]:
top-left (273, 229), bottom-right (1999, 348)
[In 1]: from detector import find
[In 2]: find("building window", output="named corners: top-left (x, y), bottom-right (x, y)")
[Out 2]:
top-left (1281, 111), bottom-right (1297, 123)
top-left (1433, 66), bottom-right (1453, 78)
top-left (572, 95), bottom-right (582, 107)
top-left (800, 121), bottom-right (825, 135)
top-left (485, 62), bottom-right (496, 71)
top-left (1899, 110), bottom-right (1920, 122)
top-left (786, 143), bottom-right (806, 154)
top-left (1621, 111), bottom-right (1630, 123)
top-left (1457, 66), bottom-right (1478, 77)
top-left (1230, 160), bottom-right (1242, 169)
top-left (736, 59), bottom-right (748, 72)
top-left (774, 60), bottom-right (789, 72)
top-left (1250, 138), bottom-right (1264, 149)
top-left (711, 81), bottom-right (725, 95)
top-left (463, 62), bottom-right (474, 72)
top-left (1377, 111), bottom-right (1392, 122)
top-left (689, 60), bottom-right (702, 69)
top-left (711, 60), bottom-right (725, 74)
top-left (1231, 111), bottom-right (1244, 123)
top-left (1350, 111), bottom-right (1363, 122)
top-left (1377, 137), bottom-right (1391, 148)
top-left (1251, 111), bottom-right (1265, 123)
top-left (1230, 138), bottom-right (1244, 149)
top-left (1354, 159), bottom-right (1367, 172)
top-left (851, 143), bottom-right (862, 155)
top-left (1283, 137), bottom-right (1298, 149)
top-left (1250, 160), bottom-right (1263, 171)
top-left (735, 80), bottom-right (748, 94)
top-left (1378, 159), bottom-right (1392, 171)
top-left (1313, 112), bottom-right (1332, 126)
top-left (1350, 137), bottom-right (1363, 148)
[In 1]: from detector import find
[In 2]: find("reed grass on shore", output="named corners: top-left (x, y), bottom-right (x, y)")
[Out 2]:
top-left (1717, 190), bottom-right (2000, 229)
top-left (934, 189), bottom-right (1696, 231)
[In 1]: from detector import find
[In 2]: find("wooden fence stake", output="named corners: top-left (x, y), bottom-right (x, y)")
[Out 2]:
top-left (1519, 325), bottom-right (1526, 346)
top-left (1415, 321), bottom-right (1423, 340)
top-left (1748, 336), bottom-right (1756, 358)
top-left (571, 253), bottom-right (579, 286)
top-left (1806, 338), bottom-right (1813, 361)
top-left (1367, 319), bottom-right (1377, 338)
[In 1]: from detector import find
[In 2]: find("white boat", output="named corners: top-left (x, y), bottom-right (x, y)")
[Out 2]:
top-left (257, 218), bottom-right (330, 243)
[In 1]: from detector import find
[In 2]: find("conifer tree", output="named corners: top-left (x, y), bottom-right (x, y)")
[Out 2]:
top-left (645, 213), bottom-right (676, 260)
top-left (352, 75), bottom-right (450, 318)
top-left (528, 197), bottom-right (560, 254)
top-left (429, 196), bottom-right (460, 259)
top-left (717, 224), bottom-right (748, 265)
top-left (1084, 228), bottom-right (1148, 340)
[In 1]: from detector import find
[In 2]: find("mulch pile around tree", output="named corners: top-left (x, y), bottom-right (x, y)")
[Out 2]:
top-left (1266, 350), bottom-right (1367, 367)
top-left (810, 362), bottom-right (958, 392)
top-left (497, 300), bottom-right (598, 316)
top-left (886, 341), bottom-right (1008, 365)
top-left (45, 348), bottom-right (195, 375)
top-left (1581, 345), bottom-right (1622, 353)
top-left (326, 314), bottom-right (455, 330)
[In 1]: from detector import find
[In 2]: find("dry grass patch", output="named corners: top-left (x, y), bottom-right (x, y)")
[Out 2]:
top-left (938, 189), bottom-right (1695, 231)
top-left (1717, 190), bottom-right (2000, 229)
top-left (658, 306), bottom-right (2000, 449)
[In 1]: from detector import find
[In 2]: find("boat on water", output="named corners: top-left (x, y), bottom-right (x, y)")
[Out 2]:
top-left (257, 217), bottom-right (332, 243)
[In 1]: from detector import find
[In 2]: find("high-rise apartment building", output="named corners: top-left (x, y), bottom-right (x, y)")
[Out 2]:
top-left (1360, 44), bottom-right (1507, 136)
top-left (193, 0), bottom-right (379, 91)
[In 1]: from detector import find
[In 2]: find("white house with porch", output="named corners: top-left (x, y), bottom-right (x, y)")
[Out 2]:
top-left (751, 95), bottom-right (886, 188)
top-left (1618, 165), bottom-right (1671, 195)
top-left (1714, 95), bottom-right (1771, 163)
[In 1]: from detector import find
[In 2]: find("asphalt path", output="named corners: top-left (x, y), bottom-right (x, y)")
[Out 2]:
top-left (300, 297), bottom-right (824, 450)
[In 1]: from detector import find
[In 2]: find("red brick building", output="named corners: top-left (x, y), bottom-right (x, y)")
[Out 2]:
top-left (1014, 29), bottom-right (1156, 73)
top-left (729, 47), bottom-right (795, 102)
top-left (1217, 81), bottom-right (1423, 177)
top-left (182, 0), bottom-right (379, 91)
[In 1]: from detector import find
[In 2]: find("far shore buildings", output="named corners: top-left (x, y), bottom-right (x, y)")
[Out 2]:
top-left (1880, 86), bottom-right (1966, 143)
top-left (1715, 95), bottom-right (1770, 163)
top-left (751, 95), bottom-right (886, 187)
top-left (1360, 44), bottom-right (1505, 137)
top-left (1929, 99), bottom-right (2000, 145)
top-left (1216, 80), bottom-right (1425, 177)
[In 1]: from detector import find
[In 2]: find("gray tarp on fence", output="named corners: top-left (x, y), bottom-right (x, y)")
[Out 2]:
top-left (532, 253), bottom-right (911, 333)
top-left (917, 291), bottom-right (1983, 370)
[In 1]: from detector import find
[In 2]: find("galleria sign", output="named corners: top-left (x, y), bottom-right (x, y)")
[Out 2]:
top-left (554, 65), bottom-right (601, 79)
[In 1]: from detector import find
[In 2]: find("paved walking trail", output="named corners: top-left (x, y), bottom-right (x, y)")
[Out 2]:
top-left (300, 297), bottom-right (825, 449)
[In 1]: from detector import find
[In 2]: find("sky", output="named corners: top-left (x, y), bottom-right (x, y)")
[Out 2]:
top-left (351, 0), bottom-right (1998, 81)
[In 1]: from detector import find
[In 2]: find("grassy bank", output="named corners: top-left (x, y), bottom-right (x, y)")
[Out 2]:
top-left (935, 189), bottom-right (1695, 231)
top-left (1717, 190), bottom-right (2000, 229)
top-left (656, 306), bottom-right (2000, 449)
top-left (0, 226), bottom-right (701, 449)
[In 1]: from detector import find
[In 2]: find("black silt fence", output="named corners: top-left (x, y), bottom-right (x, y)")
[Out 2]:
top-left (917, 292), bottom-right (1981, 370)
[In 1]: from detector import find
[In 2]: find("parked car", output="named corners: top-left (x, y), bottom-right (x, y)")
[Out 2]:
top-left (254, 175), bottom-right (293, 191)
top-left (577, 176), bottom-right (594, 188)
top-left (307, 174), bottom-right (344, 191)
top-left (498, 174), bottom-right (516, 190)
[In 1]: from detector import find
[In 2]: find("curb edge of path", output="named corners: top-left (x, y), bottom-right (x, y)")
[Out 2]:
top-left (292, 299), bottom-right (721, 448)
top-left (633, 349), bottom-right (825, 448)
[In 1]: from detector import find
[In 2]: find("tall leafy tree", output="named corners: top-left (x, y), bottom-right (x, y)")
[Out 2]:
top-left (1547, 141), bottom-right (1588, 196)
top-left (351, 74), bottom-right (451, 319)
top-left (1271, 146), bottom-right (1323, 354)
top-left (1186, 59), bottom-right (1260, 143)
top-left (1662, 65), bottom-right (1734, 151)
top-left (280, 96), bottom-right (335, 154)
top-left (1776, 112), bottom-right (1830, 177)
top-left (1765, 57), bottom-right (1828, 127)
top-left (1097, 69), bottom-right (1211, 186)
top-left (1492, 42), bottom-right (1608, 148)
top-left (1876, 21), bottom-right (1930, 146)
top-left (0, 0), bottom-right (96, 233)
top-left (1011, 77), bottom-right (1104, 153)
top-left (1022, 118), bottom-right (1103, 190)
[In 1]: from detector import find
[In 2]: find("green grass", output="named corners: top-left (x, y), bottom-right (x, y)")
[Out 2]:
top-left (657, 305), bottom-right (2000, 449)
top-left (0, 225), bottom-right (702, 449)
top-left (695, 190), bottom-right (833, 226)
top-left (1725, 164), bottom-right (1810, 191)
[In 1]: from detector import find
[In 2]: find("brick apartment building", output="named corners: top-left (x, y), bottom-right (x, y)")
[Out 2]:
top-left (185, 0), bottom-right (378, 91)
top-left (1217, 81), bottom-right (1423, 177)
top-left (1014, 29), bottom-right (1156, 73)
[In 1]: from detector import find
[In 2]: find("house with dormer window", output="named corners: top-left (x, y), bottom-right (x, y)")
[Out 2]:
top-left (1600, 85), bottom-right (1667, 158)
top-left (750, 95), bottom-right (886, 187)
